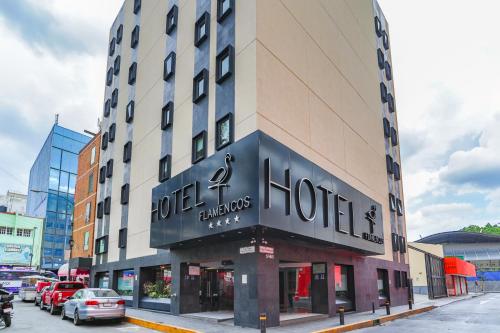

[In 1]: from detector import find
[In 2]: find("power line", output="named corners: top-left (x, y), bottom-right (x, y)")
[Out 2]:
top-left (0, 165), bottom-right (28, 189)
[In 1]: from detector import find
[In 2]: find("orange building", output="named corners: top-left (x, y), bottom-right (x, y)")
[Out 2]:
top-left (68, 132), bottom-right (100, 281)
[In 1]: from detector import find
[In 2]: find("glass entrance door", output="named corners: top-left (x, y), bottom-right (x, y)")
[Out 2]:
top-left (334, 264), bottom-right (355, 311)
top-left (279, 264), bottom-right (312, 313)
top-left (200, 268), bottom-right (234, 311)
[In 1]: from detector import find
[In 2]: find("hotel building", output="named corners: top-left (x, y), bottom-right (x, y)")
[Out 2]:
top-left (91, 0), bottom-right (408, 327)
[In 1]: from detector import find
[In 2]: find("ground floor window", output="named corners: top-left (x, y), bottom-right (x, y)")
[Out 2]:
top-left (96, 272), bottom-right (109, 288)
top-left (200, 267), bottom-right (234, 312)
top-left (140, 265), bottom-right (172, 304)
top-left (334, 264), bottom-right (355, 311)
top-left (377, 269), bottom-right (389, 305)
top-left (279, 263), bottom-right (312, 313)
top-left (117, 269), bottom-right (135, 300)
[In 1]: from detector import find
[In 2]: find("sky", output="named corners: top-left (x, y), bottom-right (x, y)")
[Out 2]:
top-left (0, 0), bottom-right (499, 241)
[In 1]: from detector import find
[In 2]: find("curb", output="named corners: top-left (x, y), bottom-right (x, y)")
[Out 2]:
top-left (125, 315), bottom-right (202, 333)
top-left (311, 306), bottom-right (436, 333)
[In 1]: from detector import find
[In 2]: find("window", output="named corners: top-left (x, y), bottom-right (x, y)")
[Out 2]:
top-left (374, 16), bottom-right (382, 37)
top-left (97, 201), bottom-right (104, 218)
top-left (389, 193), bottom-right (396, 212)
top-left (393, 162), bottom-right (401, 180)
top-left (83, 231), bottom-right (90, 250)
top-left (216, 45), bottom-right (234, 83)
top-left (95, 236), bottom-right (108, 255)
top-left (387, 93), bottom-right (395, 113)
top-left (386, 154), bottom-right (393, 174)
top-left (390, 127), bottom-right (398, 146)
top-left (104, 99), bottom-right (111, 117)
top-left (396, 198), bottom-right (404, 216)
top-left (217, 0), bottom-right (233, 22)
top-left (104, 196), bottom-right (111, 215)
top-left (99, 166), bottom-right (106, 184)
top-left (106, 67), bottom-right (113, 86)
top-left (119, 228), bottom-right (127, 248)
top-left (159, 155), bottom-right (171, 183)
top-left (401, 271), bottom-right (408, 287)
top-left (399, 236), bottom-right (406, 254)
top-left (163, 52), bottom-right (176, 81)
top-left (111, 89), bottom-right (119, 108)
top-left (391, 233), bottom-right (400, 252)
top-left (166, 5), bottom-right (178, 35)
top-left (194, 12), bottom-right (210, 47)
top-left (114, 55), bottom-right (121, 75)
top-left (131, 25), bottom-right (140, 48)
top-left (383, 118), bottom-right (390, 138)
top-left (109, 37), bottom-right (116, 57)
top-left (88, 172), bottom-right (94, 194)
top-left (377, 48), bottom-right (384, 70)
top-left (126, 101), bottom-right (135, 123)
top-left (382, 31), bottom-right (390, 50)
top-left (106, 159), bottom-right (114, 178)
top-left (121, 184), bottom-right (130, 205)
top-left (117, 24), bottom-right (123, 44)
top-left (90, 147), bottom-right (96, 165)
top-left (216, 113), bottom-right (233, 150)
top-left (102, 132), bottom-right (109, 150)
top-left (109, 123), bottom-right (116, 142)
top-left (394, 270), bottom-right (401, 288)
top-left (49, 168), bottom-right (60, 190)
top-left (192, 131), bottom-right (207, 163)
top-left (377, 269), bottom-right (389, 304)
top-left (0, 227), bottom-right (13, 235)
top-left (380, 82), bottom-right (387, 103)
top-left (84, 202), bottom-right (91, 224)
top-left (128, 62), bottom-right (137, 85)
top-left (193, 69), bottom-right (208, 103)
top-left (123, 141), bottom-right (132, 163)
top-left (334, 264), bottom-right (355, 311)
top-left (384, 61), bottom-right (392, 81)
top-left (133, 0), bottom-right (141, 14)
top-left (161, 102), bottom-right (174, 129)
top-left (16, 228), bottom-right (31, 237)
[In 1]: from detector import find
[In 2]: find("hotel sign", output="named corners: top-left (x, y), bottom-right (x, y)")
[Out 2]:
top-left (150, 132), bottom-right (385, 255)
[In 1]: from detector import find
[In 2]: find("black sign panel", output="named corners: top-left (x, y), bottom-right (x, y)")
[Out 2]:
top-left (150, 131), bottom-right (385, 254)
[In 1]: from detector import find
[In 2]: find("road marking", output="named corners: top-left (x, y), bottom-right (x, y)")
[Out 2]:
top-left (116, 325), bottom-right (143, 331)
top-left (480, 300), bottom-right (490, 305)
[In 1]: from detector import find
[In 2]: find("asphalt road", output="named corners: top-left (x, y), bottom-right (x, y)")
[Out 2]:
top-left (0, 298), bottom-right (157, 332)
top-left (358, 293), bottom-right (500, 333)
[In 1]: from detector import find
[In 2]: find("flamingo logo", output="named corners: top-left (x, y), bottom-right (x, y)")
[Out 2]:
top-left (208, 153), bottom-right (233, 204)
top-left (365, 205), bottom-right (377, 234)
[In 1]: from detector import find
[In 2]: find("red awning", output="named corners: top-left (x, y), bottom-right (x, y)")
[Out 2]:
top-left (444, 257), bottom-right (476, 277)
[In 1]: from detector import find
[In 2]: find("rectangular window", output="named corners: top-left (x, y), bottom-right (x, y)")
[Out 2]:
top-left (117, 24), bottom-right (123, 44)
top-left (387, 93), bottom-right (395, 113)
top-left (386, 154), bottom-right (393, 174)
top-left (166, 5), bottom-right (178, 35)
top-left (389, 193), bottom-right (396, 212)
top-left (334, 264), bottom-right (355, 311)
top-left (104, 99), bottom-right (111, 117)
top-left (382, 30), bottom-right (390, 50)
top-left (123, 141), bottom-right (132, 163)
top-left (192, 131), bottom-right (207, 164)
top-left (377, 269), bottom-right (389, 304)
top-left (90, 146), bottom-right (96, 165)
top-left (104, 196), bottom-right (111, 215)
top-left (106, 67), bottom-right (113, 86)
top-left (217, 0), bottom-right (233, 22)
top-left (128, 62), bottom-right (137, 85)
top-left (131, 25), bottom-right (140, 48)
top-left (121, 184), bottom-right (130, 205)
top-left (133, 0), bottom-right (141, 14)
top-left (109, 123), bottom-right (116, 142)
top-left (163, 52), bottom-right (176, 81)
top-left (83, 231), bottom-right (90, 250)
top-left (216, 45), bottom-right (234, 83)
top-left (194, 12), bottom-right (210, 47)
top-left (401, 271), bottom-right (408, 287)
top-left (95, 236), bottom-right (108, 255)
top-left (49, 168), bottom-right (60, 190)
top-left (16, 228), bottom-right (23, 237)
top-left (391, 233), bottom-right (400, 252)
top-left (390, 127), bottom-right (398, 146)
top-left (96, 201), bottom-right (104, 218)
top-left (377, 48), bottom-right (384, 70)
top-left (159, 155), bottom-right (171, 183)
top-left (114, 55), bottom-right (121, 75)
top-left (399, 236), bottom-right (406, 254)
top-left (126, 100), bottom-right (134, 123)
top-left (0, 227), bottom-right (14, 235)
top-left (109, 37), bottom-right (116, 57)
top-left (193, 69), bottom-right (208, 103)
top-left (216, 113), bottom-right (233, 150)
top-left (394, 270), bottom-right (401, 288)
top-left (101, 132), bottom-right (109, 151)
top-left (393, 162), bottom-right (401, 180)
top-left (88, 172), bottom-right (94, 194)
top-left (374, 16), bottom-right (382, 37)
top-left (84, 202), bottom-right (91, 224)
top-left (385, 61), bottom-right (392, 81)
top-left (380, 82), bottom-right (388, 103)
top-left (161, 102), bottom-right (174, 129)
top-left (119, 228), bottom-right (127, 248)
top-left (383, 118), bottom-right (390, 138)
top-left (99, 166), bottom-right (106, 184)
top-left (106, 159), bottom-right (114, 178)
top-left (396, 198), bottom-right (404, 216)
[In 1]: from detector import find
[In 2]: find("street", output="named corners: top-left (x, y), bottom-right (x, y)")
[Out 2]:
top-left (1, 298), bottom-right (156, 332)
top-left (358, 293), bottom-right (500, 332)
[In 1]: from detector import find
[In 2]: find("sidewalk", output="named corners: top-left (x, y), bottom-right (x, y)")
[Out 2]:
top-left (124, 293), bottom-right (484, 333)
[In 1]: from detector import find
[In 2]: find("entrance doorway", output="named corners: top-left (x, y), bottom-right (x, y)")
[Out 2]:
top-left (334, 264), bottom-right (355, 311)
top-left (199, 266), bottom-right (234, 312)
top-left (279, 263), bottom-right (312, 313)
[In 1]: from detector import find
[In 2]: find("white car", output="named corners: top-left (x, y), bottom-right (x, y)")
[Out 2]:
top-left (19, 286), bottom-right (37, 302)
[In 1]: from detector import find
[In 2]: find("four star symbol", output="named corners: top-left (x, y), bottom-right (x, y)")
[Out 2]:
top-left (208, 222), bottom-right (214, 229)
top-left (207, 215), bottom-right (240, 229)
top-left (216, 220), bottom-right (222, 227)
top-left (234, 215), bottom-right (240, 223)
top-left (225, 218), bottom-right (231, 225)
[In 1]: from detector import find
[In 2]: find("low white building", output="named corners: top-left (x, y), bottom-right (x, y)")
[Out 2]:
top-left (0, 191), bottom-right (27, 215)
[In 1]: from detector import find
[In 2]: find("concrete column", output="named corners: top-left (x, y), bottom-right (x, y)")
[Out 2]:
top-left (311, 262), bottom-right (329, 314)
top-left (170, 261), bottom-right (201, 314)
top-left (133, 266), bottom-right (141, 308)
top-left (327, 261), bottom-right (337, 316)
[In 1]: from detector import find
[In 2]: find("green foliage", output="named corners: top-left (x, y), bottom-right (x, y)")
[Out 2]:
top-left (462, 223), bottom-right (500, 235)
top-left (143, 280), bottom-right (171, 298)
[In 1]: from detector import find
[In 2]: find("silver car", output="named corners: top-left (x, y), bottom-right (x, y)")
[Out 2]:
top-left (61, 288), bottom-right (126, 325)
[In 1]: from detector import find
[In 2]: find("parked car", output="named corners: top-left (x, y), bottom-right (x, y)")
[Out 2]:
top-left (34, 280), bottom-right (53, 306)
top-left (35, 286), bottom-right (49, 306)
top-left (19, 286), bottom-right (37, 302)
top-left (40, 281), bottom-right (85, 315)
top-left (61, 288), bottom-right (125, 325)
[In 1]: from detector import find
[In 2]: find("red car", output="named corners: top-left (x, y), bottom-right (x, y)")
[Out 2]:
top-left (40, 282), bottom-right (85, 315)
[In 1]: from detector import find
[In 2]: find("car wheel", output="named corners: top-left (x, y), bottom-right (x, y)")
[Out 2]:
top-left (39, 299), bottom-right (44, 310)
top-left (61, 307), bottom-right (67, 320)
top-left (49, 302), bottom-right (57, 315)
top-left (73, 309), bottom-right (82, 326)
top-left (34, 299), bottom-right (39, 306)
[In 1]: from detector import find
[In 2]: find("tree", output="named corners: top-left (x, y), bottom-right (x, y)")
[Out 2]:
top-left (462, 223), bottom-right (500, 235)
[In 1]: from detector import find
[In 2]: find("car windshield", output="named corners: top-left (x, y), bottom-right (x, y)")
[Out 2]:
top-left (57, 283), bottom-right (83, 290)
top-left (88, 289), bottom-right (119, 298)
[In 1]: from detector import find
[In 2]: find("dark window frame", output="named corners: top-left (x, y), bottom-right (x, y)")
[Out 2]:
top-left (396, 198), bottom-right (404, 216)
top-left (216, 45), bottom-right (234, 84)
top-left (387, 93), bottom-right (395, 113)
top-left (161, 102), bottom-right (174, 130)
top-left (104, 196), bottom-right (111, 215)
top-left (380, 82), bottom-right (388, 103)
top-left (102, 132), bottom-right (109, 151)
top-left (374, 16), bottom-right (382, 37)
top-left (399, 236), bottom-right (406, 254)
top-left (215, 113), bottom-right (234, 150)
top-left (163, 52), bottom-right (176, 81)
top-left (109, 123), bottom-right (116, 142)
top-left (106, 67), bottom-right (113, 86)
top-left (104, 99), bottom-right (111, 118)
top-left (377, 48), bottom-right (384, 70)
top-left (384, 61), bottom-right (392, 81)
top-left (106, 159), bottom-right (114, 178)
top-left (159, 155), bottom-right (171, 183)
top-left (121, 183), bottom-right (130, 205)
top-left (96, 202), bottom-right (104, 219)
top-left (118, 228), bottom-right (127, 248)
top-left (193, 69), bottom-right (209, 103)
top-left (128, 62), bottom-right (137, 85)
top-left (126, 101), bottom-right (135, 123)
top-left (109, 38), bottom-right (116, 57)
top-left (390, 127), bottom-right (398, 146)
top-left (217, 0), bottom-right (234, 23)
top-left (166, 5), bottom-right (178, 35)
top-left (131, 25), bottom-right (140, 49)
top-left (393, 162), bottom-right (401, 180)
top-left (386, 154), bottom-right (394, 174)
top-left (194, 12), bottom-right (210, 47)
top-left (99, 166), bottom-right (106, 184)
top-left (382, 30), bottom-right (390, 50)
top-left (123, 141), bottom-right (132, 163)
top-left (389, 193), bottom-right (396, 212)
top-left (114, 55), bottom-right (121, 75)
top-left (117, 24), bottom-right (123, 44)
top-left (111, 88), bottom-right (119, 108)
top-left (133, 0), bottom-right (141, 14)
top-left (192, 131), bottom-right (207, 164)
top-left (95, 235), bottom-right (108, 255)
top-left (391, 232), bottom-right (400, 252)
top-left (383, 118), bottom-right (390, 138)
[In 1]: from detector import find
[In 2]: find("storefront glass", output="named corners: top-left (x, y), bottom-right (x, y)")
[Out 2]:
top-left (279, 264), bottom-right (312, 313)
top-left (377, 269), bottom-right (389, 305)
top-left (117, 269), bottom-right (135, 300)
top-left (200, 268), bottom-right (234, 311)
top-left (334, 264), bottom-right (355, 311)
top-left (140, 265), bottom-right (172, 304)
top-left (96, 272), bottom-right (109, 288)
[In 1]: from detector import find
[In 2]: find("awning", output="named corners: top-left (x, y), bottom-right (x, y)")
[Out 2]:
top-left (444, 257), bottom-right (476, 277)
top-left (57, 263), bottom-right (69, 277)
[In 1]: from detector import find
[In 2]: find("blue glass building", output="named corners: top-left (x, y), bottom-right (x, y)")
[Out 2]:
top-left (26, 124), bottom-right (91, 270)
